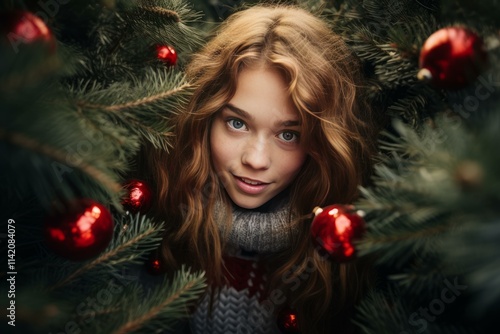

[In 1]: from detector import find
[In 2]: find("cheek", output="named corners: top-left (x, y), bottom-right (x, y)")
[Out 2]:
top-left (210, 136), bottom-right (235, 189)
top-left (210, 125), bottom-right (229, 172)
top-left (278, 151), bottom-right (307, 180)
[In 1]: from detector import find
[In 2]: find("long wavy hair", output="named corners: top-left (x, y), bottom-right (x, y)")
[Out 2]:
top-left (147, 4), bottom-right (378, 333)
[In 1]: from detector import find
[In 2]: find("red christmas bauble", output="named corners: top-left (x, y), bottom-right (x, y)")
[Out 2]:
top-left (418, 26), bottom-right (488, 90)
top-left (0, 10), bottom-right (54, 49)
top-left (145, 251), bottom-right (166, 275)
top-left (44, 199), bottom-right (114, 261)
top-left (156, 44), bottom-right (177, 66)
top-left (277, 308), bottom-right (300, 333)
top-left (121, 179), bottom-right (152, 214)
top-left (310, 205), bottom-right (366, 262)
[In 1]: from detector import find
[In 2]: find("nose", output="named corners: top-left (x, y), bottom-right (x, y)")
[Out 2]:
top-left (241, 137), bottom-right (271, 170)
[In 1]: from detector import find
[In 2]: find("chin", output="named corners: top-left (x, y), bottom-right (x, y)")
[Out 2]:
top-left (233, 200), bottom-right (263, 209)
top-left (229, 195), bottom-right (268, 210)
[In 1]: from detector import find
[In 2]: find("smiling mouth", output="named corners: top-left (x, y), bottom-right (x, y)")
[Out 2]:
top-left (233, 175), bottom-right (270, 195)
top-left (240, 177), bottom-right (267, 185)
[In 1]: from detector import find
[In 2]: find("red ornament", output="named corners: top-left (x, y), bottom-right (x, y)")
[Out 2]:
top-left (44, 199), bottom-right (114, 261)
top-left (310, 205), bottom-right (366, 262)
top-left (277, 308), bottom-right (300, 333)
top-left (418, 26), bottom-right (488, 90)
top-left (156, 44), bottom-right (177, 66)
top-left (0, 10), bottom-right (55, 50)
top-left (145, 251), bottom-right (166, 275)
top-left (121, 179), bottom-right (152, 214)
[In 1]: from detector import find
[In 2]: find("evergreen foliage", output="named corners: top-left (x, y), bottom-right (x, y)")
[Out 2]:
top-left (1, 0), bottom-right (499, 333)
top-left (1, 1), bottom-right (206, 333)
top-left (316, 0), bottom-right (500, 332)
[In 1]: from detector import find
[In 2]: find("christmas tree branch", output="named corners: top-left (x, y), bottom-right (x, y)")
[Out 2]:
top-left (48, 217), bottom-right (163, 291)
top-left (77, 102), bottom-right (173, 148)
top-left (139, 6), bottom-right (181, 22)
top-left (113, 266), bottom-right (206, 334)
top-left (75, 104), bottom-right (129, 148)
top-left (77, 304), bottom-right (122, 321)
top-left (77, 82), bottom-right (192, 111)
top-left (113, 277), bottom-right (199, 334)
top-left (107, 22), bottom-right (133, 56)
top-left (0, 127), bottom-right (121, 193)
top-left (354, 288), bottom-right (411, 334)
top-left (73, 75), bottom-right (192, 150)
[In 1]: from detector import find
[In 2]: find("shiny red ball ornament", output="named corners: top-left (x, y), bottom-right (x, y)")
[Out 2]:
top-left (121, 179), bottom-right (152, 214)
top-left (310, 205), bottom-right (366, 262)
top-left (277, 308), bottom-right (300, 334)
top-left (418, 26), bottom-right (488, 90)
top-left (145, 251), bottom-right (166, 275)
top-left (156, 44), bottom-right (177, 66)
top-left (44, 199), bottom-right (114, 261)
top-left (0, 10), bottom-right (54, 49)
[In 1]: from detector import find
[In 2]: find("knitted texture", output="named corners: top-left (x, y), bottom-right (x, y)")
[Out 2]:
top-left (190, 197), bottom-right (296, 334)
top-left (190, 253), bottom-right (279, 334)
top-left (215, 196), bottom-right (297, 252)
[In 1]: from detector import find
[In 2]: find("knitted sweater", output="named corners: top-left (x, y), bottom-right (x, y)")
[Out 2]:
top-left (189, 195), bottom-right (296, 334)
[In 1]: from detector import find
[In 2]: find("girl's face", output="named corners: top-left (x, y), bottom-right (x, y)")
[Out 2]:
top-left (210, 66), bottom-right (307, 209)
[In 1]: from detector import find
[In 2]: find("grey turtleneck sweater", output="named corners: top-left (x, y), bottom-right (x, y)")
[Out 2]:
top-left (189, 195), bottom-right (297, 334)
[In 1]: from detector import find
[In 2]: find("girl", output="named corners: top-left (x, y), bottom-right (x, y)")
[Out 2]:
top-left (147, 3), bottom-right (378, 334)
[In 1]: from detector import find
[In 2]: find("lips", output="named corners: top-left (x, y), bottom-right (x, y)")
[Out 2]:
top-left (240, 177), bottom-right (266, 185)
top-left (233, 175), bottom-right (270, 195)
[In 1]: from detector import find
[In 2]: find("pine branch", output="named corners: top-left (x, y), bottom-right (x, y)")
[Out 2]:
top-left (138, 5), bottom-right (181, 22)
top-left (354, 288), bottom-right (411, 334)
top-left (48, 214), bottom-right (164, 290)
top-left (80, 82), bottom-right (191, 111)
top-left (356, 110), bottom-right (500, 329)
top-left (0, 128), bottom-right (121, 194)
top-left (355, 286), bottom-right (479, 334)
top-left (111, 267), bottom-right (206, 334)
top-left (325, 0), bottom-right (449, 127)
top-left (72, 70), bottom-right (192, 150)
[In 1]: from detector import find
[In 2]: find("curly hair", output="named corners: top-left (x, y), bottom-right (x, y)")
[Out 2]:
top-left (148, 4), bottom-right (378, 333)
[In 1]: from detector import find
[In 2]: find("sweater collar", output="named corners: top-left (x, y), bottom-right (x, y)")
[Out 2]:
top-left (216, 193), bottom-right (298, 253)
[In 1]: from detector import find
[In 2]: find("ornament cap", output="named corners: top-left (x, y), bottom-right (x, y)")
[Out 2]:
top-left (417, 68), bottom-right (432, 82)
top-left (312, 206), bottom-right (323, 216)
top-left (356, 209), bottom-right (366, 218)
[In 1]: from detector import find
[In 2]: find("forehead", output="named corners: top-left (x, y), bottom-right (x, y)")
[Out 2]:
top-left (229, 65), bottom-right (299, 121)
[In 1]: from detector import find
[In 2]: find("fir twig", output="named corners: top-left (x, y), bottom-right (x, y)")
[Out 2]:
top-left (139, 6), bottom-right (181, 22)
top-left (0, 127), bottom-right (121, 193)
top-left (48, 217), bottom-right (164, 291)
top-left (112, 268), bottom-right (206, 334)
top-left (77, 82), bottom-right (192, 111)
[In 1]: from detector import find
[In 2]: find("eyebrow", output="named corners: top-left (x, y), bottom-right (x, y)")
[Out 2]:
top-left (225, 103), bottom-right (300, 127)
